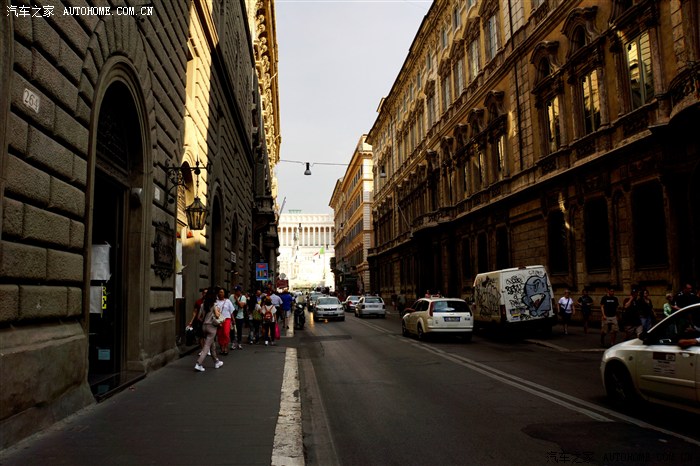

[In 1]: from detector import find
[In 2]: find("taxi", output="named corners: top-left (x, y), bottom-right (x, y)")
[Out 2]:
top-left (601, 303), bottom-right (700, 413)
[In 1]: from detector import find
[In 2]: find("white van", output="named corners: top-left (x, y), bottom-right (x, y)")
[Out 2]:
top-left (472, 265), bottom-right (557, 332)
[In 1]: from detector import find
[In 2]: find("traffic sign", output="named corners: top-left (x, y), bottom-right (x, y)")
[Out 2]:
top-left (255, 263), bottom-right (268, 281)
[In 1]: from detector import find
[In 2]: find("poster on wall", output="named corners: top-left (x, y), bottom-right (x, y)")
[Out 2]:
top-left (176, 232), bottom-right (184, 298)
top-left (90, 286), bottom-right (105, 314)
top-left (256, 263), bottom-right (268, 281)
top-left (91, 243), bottom-right (111, 281)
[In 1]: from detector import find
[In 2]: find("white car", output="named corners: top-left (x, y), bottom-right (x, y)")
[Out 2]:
top-left (355, 296), bottom-right (385, 318)
top-left (314, 296), bottom-right (345, 321)
top-left (402, 297), bottom-right (473, 342)
top-left (601, 303), bottom-right (700, 413)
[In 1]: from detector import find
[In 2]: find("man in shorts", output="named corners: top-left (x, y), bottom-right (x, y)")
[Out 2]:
top-left (600, 287), bottom-right (619, 347)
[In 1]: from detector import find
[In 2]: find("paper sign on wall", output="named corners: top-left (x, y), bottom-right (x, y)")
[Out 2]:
top-left (91, 244), bottom-right (111, 281)
top-left (90, 286), bottom-right (103, 314)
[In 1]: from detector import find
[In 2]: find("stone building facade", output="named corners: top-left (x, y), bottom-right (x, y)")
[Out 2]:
top-left (0, 0), bottom-right (279, 448)
top-left (330, 135), bottom-right (374, 295)
top-left (278, 212), bottom-right (335, 290)
top-left (249, 0), bottom-right (282, 272)
top-left (367, 0), bottom-right (700, 307)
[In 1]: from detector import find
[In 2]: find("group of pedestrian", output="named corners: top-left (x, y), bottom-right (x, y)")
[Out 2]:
top-left (557, 283), bottom-right (700, 347)
top-left (598, 283), bottom-right (700, 347)
top-left (187, 285), bottom-right (297, 372)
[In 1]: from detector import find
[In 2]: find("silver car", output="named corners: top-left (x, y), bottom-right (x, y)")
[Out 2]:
top-left (314, 296), bottom-right (345, 321)
top-left (355, 296), bottom-right (385, 318)
top-left (601, 303), bottom-right (700, 413)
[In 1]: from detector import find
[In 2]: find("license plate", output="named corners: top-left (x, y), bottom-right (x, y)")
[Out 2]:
top-left (444, 317), bottom-right (460, 322)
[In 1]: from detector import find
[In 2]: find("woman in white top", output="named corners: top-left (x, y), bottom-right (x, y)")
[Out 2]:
top-left (216, 287), bottom-right (235, 355)
top-left (558, 290), bottom-right (575, 335)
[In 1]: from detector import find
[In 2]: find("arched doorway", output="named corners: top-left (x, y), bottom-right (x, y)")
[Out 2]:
top-left (89, 79), bottom-right (145, 395)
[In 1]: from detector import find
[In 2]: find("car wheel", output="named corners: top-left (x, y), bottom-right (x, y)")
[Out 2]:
top-left (340, 317), bottom-right (345, 321)
top-left (402, 321), bottom-right (409, 337)
top-left (417, 324), bottom-right (425, 341)
top-left (463, 332), bottom-right (473, 342)
top-left (605, 363), bottom-right (639, 407)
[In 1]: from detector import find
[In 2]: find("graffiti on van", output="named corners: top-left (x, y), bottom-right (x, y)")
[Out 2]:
top-left (474, 275), bottom-right (500, 319)
top-left (503, 270), bottom-right (552, 319)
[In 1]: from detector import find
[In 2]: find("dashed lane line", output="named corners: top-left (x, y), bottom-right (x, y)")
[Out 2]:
top-left (353, 317), bottom-right (700, 447)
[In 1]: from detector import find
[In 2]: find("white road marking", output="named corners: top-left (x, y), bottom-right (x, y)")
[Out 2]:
top-left (272, 348), bottom-right (305, 466)
top-left (353, 317), bottom-right (700, 447)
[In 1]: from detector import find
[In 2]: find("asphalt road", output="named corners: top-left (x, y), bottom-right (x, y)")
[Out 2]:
top-left (294, 311), bottom-right (700, 466)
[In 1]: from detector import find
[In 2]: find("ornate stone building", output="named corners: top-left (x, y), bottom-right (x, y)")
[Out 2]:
top-left (330, 135), bottom-right (374, 295)
top-left (0, 0), bottom-right (279, 448)
top-left (367, 0), bottom-right (700, 304)
top-left (248, 0), bottom-right (282, 273)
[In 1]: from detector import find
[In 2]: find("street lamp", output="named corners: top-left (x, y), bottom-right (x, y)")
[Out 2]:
top-left (164, 158), bottom-right (212, 231)
top-left (279, 159), bottom-right (348, 176)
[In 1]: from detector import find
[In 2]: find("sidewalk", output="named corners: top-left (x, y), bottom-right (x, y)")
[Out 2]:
top-left (524, 322), bottom-right (609, 353)
top-left (0, 330), bottom-right (302, 466)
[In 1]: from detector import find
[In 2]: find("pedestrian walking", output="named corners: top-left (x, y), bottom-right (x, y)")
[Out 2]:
top-left (280, 288), bottom-right (294, 329)
top-left (215, 287), bottom-right (234, 355)
top-left (187, 288), bottom-right (207, 350)
top-left (397, 292), bottom-right (407, 317)
top-left (663, 293), bottom-right (674, 317)
top-left (194, 288), bottom-right (224, 372)
top-left (673, 283), bottom-right (700, 311)
top-left (600, 287), bottom-right (620, 347)
top-left (638, 288), bottom-right (655, 333)
top-left (269, 290), bottom-right (283, 331)
top-left (261, 297), bottom-right (277, 346)
top-left (230, 286), bottom-right (247, 350)
top-left (558, 290), bottom-right (574, 335)
top-left (621, 288), bottom-right (642, 340)
top-left (577, 288), bottom-right (594, 334)
top-left (249, 292), bottom-right (262, 344)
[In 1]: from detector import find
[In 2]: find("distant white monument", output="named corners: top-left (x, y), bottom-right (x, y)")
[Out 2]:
top-left (278, 212), bottom-right (335, 291)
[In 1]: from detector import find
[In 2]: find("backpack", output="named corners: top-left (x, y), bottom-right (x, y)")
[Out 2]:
top-left (263, 305), bottom-right (274, 322)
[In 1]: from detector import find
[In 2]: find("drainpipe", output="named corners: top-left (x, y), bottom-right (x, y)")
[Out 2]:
top-left (507, 0), bottom-right (525, 170)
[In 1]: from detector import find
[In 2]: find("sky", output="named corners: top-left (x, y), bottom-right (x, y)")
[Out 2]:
top-left (274, 0), bottom-right (433, 214)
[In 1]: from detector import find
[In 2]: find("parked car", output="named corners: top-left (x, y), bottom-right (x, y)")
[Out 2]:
top-left (600, 303), bottom-right (700, 414)
top-left (343, 295), bottom-right (360, 313)
top-left (314, 296), bottom-right (345, 321)
top-left (402, 297), bottom-right (473, 342)
top-left (355, 296), bottom-right (385, 318)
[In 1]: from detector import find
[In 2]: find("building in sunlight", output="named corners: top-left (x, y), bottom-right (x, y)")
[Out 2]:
top-left (367, 0), bottom-right (700, 304)
top-left (330, 135), bottom-right (374, 295)
top-left (0, 1), bottom-right (279, 448)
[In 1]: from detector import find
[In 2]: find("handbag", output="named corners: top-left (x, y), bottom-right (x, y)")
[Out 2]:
top-left (275, 322), bottom-right (281, 340)
top-left (211, 305), bottom-right (224, 326)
